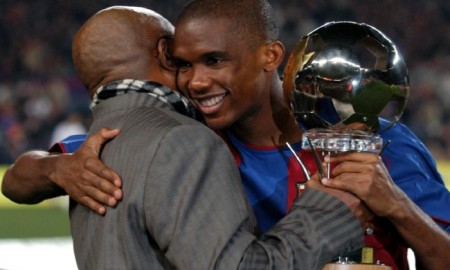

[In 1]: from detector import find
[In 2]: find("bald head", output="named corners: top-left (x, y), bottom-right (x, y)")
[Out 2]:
top-left (72, 6), bottom-right (175, 96)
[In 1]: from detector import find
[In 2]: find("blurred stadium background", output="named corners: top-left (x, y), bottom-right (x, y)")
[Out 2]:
top-left (0, 0), bottom-right (449, 269)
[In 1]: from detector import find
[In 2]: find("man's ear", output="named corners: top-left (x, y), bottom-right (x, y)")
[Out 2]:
top-left (263, 41), bottom-right (285, 72)
top-left (156, 37), bottom-right (176, 71)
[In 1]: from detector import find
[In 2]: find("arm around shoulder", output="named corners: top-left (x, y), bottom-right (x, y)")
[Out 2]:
top-left (2, 151), bottom-right (66, 204)
top-left (2, 128), bottom-right (123, 215)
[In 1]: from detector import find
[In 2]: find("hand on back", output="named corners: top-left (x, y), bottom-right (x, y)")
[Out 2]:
top-left (53, 128), bottom-right (122, 215)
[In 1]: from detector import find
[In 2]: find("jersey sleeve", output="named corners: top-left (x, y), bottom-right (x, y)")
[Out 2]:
top-left (48, 134), bottom-right (87, 153)
top-left (380, 120), bottom-right (450, 231)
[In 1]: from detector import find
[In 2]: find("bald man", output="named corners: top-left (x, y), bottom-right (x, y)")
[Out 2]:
top-left (65, 6), bottom-right (230, 269)
top-left (66, 6), bottom-right (253, 269)
top-left (3, 5), bottom-right (367, 269)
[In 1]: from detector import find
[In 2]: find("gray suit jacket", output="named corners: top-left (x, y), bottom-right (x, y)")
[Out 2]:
top-left (70, 91), bottom-right (363, 269)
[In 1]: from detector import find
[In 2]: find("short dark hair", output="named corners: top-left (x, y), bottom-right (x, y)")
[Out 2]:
top-left (177, 0), bottom-right (279, 49)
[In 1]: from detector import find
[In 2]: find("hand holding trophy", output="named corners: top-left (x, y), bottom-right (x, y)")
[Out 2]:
top-left (283, 21), bottom-right (410, 270)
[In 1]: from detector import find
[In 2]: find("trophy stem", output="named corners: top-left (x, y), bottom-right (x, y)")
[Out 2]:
top-left (326, 151), bottom-right (331, 179)
top-left (305, 134), bottom-right (326, 179)
top-left (286, 142), bottom-right (310, 180)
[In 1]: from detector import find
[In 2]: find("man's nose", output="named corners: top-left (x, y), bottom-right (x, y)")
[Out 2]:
top-left (188, 66), bottom-right (212, 92)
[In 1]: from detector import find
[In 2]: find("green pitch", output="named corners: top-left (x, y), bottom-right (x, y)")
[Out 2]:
top-left (0, 165), bottom-right (71, 239)
top-left (0, 207), bottom-right (70, 239)
top-left (437, 160), bottom-right (450, 188)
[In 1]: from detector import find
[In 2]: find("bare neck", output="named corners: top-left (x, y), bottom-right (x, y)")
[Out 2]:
top-left (229, 79), bottom-right (302, 147)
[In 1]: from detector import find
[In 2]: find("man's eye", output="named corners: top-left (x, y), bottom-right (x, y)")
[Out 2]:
top-left (174, 59), bottom-right (191, 69)
top-left (206, 57), bottom-right (222, 65)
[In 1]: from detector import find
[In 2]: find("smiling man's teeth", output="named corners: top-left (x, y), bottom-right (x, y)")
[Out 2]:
top-left (199, 94), bottom-right (225, 107)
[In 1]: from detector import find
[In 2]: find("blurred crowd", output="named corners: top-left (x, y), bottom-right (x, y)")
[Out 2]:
top-left (0, 0), bottom-right (449, 163)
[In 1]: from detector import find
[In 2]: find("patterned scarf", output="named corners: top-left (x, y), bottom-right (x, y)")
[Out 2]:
top-left (90, 79), bottom-right (202, 121)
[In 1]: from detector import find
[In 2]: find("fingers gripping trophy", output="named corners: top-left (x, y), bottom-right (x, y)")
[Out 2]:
top-left (282, 21), bottom-right (410, 270)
